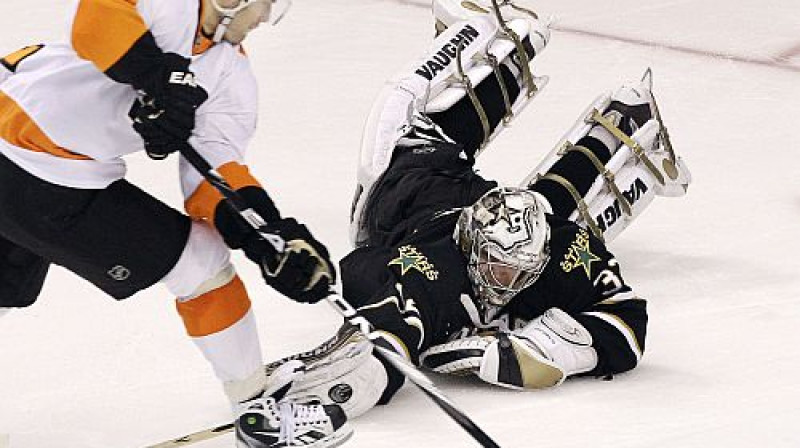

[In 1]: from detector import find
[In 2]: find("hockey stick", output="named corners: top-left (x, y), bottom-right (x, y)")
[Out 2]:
top-left (145, 423), bottom-right (234, 448)
top-left (154, 143), bottom-right (502, 448)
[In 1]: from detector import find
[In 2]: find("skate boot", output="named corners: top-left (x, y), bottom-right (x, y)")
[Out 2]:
top-left (265, 323), bottom-right (395, 419)
top-left (236, 360), bottom-right (353, 448)
top-left (600, 75), bottom-right (656, 139)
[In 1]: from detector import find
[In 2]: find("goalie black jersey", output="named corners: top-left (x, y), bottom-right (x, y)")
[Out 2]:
top-left (341, 140), bottom-right (647, 377)
top-left (504, 214), bottom-right (647, 375)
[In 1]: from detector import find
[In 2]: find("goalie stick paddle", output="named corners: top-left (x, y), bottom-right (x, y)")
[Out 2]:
top-left (154, 143), bottom-right (502, 448)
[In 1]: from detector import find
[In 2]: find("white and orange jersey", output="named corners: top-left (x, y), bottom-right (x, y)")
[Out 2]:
top-left (0, 0), bottom-right (209, 189)
top-left (0, 0), bottom-right (263, 222)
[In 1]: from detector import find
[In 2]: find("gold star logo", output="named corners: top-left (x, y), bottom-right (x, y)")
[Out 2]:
top-left (387, 246), bottom-right (439, 280)
top-left (574, 245), bottom-right (601, 278)
top-left (560, 229), bottom-right (602, 278)
top-left (389, 251), bottom-right (425, 276)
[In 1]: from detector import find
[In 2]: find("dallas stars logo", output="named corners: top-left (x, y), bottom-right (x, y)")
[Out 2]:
top-left (388, 245), bottom-right (439, 281)
top-left (560, 229), bottom-right (601, 278)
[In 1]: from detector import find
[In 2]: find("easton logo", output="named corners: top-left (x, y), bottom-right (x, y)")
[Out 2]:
top-left (168, 72), bottom-right (197, 87)
top-left (596, 178), bottom-right (649, 232)
top-left (415, 24), bottom-right (481, 81)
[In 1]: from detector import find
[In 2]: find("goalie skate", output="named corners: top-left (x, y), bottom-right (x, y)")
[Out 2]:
top-left (264, 324), bottom-right (388, 419)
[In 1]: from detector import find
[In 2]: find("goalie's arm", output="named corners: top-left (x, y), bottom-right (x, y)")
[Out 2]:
top-left (421, 293), bottom-right (647, 390)
top-left (575, 289), bottom-right (648, 376)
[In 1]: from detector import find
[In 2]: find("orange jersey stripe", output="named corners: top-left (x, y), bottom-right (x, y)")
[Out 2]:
top-left (1, 45), bottom-right (44, 72)
top-left (0, 92), bottom-right (90, 160)
top-left (72, 0), bottom-right (148, 72)
top-left (192, 0), bottom-right (214, 56)
top-left (185, 161), bottom-right (263, 222)
top-left (176, 275), bottom-right (252, 337)
top-left (193, 34), bottom-right (215, 56)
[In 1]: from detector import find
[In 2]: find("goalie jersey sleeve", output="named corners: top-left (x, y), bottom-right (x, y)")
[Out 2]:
top-left (505, 215), bottom-right (647, 376)
top-left (341, 214), bottom-right (475, 362)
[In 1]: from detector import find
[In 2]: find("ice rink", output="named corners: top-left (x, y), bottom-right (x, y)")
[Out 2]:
top-left (1, 0), bottom-right (799, 447)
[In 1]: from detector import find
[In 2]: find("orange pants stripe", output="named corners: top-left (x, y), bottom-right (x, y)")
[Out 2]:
top-left (176, 275), bottom-right (252, 337)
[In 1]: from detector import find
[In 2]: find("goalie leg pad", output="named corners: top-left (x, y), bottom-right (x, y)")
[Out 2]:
top-left (264, 324), bottom-right (393, 419)
top-left (522, 73), bottom-right (691, 243)
top-left (351, 15), bottom-right (550, 245)
top-left (350, 17), bottom-right (499, 246)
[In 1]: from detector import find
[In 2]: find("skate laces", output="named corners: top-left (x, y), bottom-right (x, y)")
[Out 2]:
top-left (277, 400), bottom-right (329, 444)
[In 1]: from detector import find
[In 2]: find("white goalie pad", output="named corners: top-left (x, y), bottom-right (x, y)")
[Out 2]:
top-left (425, 16), bottom-right (550, 114)
top-left (521, 85), bottom-right (691, 243)
top-left (349, 16), bottom-right (498, 246)
top-left (349, 13), bottom-right (551, 246)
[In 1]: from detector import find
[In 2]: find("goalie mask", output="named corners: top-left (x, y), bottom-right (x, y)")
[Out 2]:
top-left (456, 187), bottom-right (550, 307)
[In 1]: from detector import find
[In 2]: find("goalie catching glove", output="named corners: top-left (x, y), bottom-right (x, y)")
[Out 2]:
top-left (215, 186), bottom-right (336, 304)
top-left (420, 308), bottom-right (598, 389)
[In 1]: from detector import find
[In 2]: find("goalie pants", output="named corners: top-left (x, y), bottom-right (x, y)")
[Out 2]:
top-left (0, 151), bottom-right (190, 305)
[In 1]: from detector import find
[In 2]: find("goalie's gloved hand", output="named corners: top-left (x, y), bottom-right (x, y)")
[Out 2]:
top-left (252, 218), bottom-right (337, 304)
top-left (128, 52), bottom-right (208, 160)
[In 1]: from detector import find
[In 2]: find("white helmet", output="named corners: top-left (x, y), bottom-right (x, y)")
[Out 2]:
top-left (210, 0), bottom-right (293, 42)
top-left (455, 186), bottom-right (550, 307)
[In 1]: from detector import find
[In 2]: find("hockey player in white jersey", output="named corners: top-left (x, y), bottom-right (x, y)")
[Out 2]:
top-left (0, 1), bottom-right (350, 447)
top-left (263, 0), bottom-right (690, 420)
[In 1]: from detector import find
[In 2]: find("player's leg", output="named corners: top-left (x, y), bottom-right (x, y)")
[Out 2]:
top-left (0, 155), bottom-right (350, 446)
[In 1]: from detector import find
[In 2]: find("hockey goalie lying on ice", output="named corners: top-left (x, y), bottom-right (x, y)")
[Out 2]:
top-left (265, 0), bottom-right (692, 419)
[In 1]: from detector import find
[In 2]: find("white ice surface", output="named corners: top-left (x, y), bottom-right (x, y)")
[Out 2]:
top-left (1, 0), bottom-right (799, 447)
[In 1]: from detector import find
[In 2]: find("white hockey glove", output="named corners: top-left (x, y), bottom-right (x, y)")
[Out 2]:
top-left (420, 308), bottom-right (598, 389)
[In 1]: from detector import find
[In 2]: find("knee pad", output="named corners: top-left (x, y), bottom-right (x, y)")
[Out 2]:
top-left (160, 221), bottom-right (232, 298)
